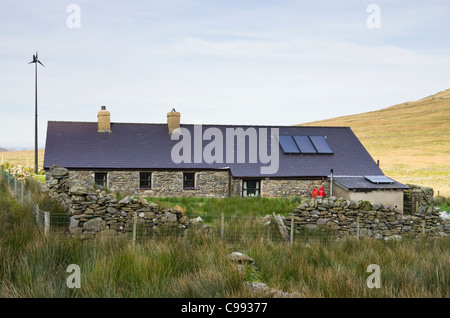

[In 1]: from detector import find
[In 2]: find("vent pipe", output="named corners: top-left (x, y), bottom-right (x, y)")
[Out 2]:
top-left (330, 168), bottom-right (334, 197)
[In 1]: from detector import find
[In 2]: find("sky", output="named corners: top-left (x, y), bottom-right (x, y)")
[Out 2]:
top-left (1, 0), bottom-right (450, 149)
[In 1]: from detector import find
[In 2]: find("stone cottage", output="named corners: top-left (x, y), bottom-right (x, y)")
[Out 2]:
top-left (43, 106), bottom-right (408, 212)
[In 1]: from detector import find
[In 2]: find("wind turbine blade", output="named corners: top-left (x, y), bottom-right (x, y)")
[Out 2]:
top-left (38, 60), bottom-right (45, 67)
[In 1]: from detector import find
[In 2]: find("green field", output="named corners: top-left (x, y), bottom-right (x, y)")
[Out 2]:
top-left (301, 89), bottom-right (450, 196)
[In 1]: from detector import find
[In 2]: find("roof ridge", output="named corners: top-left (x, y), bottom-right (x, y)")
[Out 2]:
top-left (47, 120), bottom-right (350, 129)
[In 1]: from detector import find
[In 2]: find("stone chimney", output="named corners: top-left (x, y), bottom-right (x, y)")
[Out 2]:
top-left (98, 106), bottom-right (111, 132)
top-left (167, 108), bottom-right (180, 134)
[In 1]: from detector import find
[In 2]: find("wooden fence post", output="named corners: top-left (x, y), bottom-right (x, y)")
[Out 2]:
top-left (290, 214), bottom-right (295, 245)
top-left (422, 220), bottom-right (426, 236)
top-left (221, 213), bottom-right (225, 239)
top-left (13, 174), bottom-right (17, 197)
top-left (356, 216), bottom-right (360, 240)
top-left (133, 212), bottom-right (137, 244)
top-left (44, 211), bottom-right (50, 236)
top-left (21, 179), bottom-right (24, 202)
top-left (35, 204), bottom-right (40, 227)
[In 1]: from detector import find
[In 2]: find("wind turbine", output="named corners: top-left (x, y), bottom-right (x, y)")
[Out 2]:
top-left (29, 51), bottom-right (44, 175)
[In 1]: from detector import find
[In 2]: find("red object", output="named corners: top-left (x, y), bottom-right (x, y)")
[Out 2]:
top-left (312, 188), bottom-right (318, 198)
top-left (318, 187), bottom-right (325, 198)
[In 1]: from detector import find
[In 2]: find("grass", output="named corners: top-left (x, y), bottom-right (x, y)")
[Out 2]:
top-left (0, 149), bottom-right (45, 170)
top-left (1, 175), bottom-right (449, 298)
top-left (301, 89), bottom-right (450, 196)
top-left (435, 196), bottom-right (450, 213)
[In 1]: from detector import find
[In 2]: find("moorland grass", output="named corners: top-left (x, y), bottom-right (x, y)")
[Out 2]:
top-left (0, 176), bottom-right (449, 298)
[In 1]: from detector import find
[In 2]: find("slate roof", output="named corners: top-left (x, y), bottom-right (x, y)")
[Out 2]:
top-left (332, 176), bottom-right (409, 190)
top-left (44, 121), bottom-right (387, 179)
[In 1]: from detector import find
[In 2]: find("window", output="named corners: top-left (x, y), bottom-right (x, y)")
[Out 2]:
top-left (242, 180), bottom-right (260, 197)
top-left (140, 172), bottom-right (152, 189)
top-left (95, 172), bottom-right (107, 189)
top-left (183, 172), bottom-right (195, 189)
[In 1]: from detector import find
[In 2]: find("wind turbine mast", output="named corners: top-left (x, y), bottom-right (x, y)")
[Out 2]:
top-left (28, 51), bottom-right (44, 175)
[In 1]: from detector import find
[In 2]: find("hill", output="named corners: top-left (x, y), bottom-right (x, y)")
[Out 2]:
top-left (300, 89), bottom-right (450, 196)
top-left (0, 147), bottom-right (8, 152)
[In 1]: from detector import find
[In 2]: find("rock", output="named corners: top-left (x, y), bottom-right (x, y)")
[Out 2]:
top-left (118, 196), bottom-right (131, 205)
top-left (69, 185), bottom-right (88, 196)
top-left (107, 206), bottom-right (118, 214)
top-left (50, 166), bottom-right (69, 179)
top-left (139, 197), bottom-right (149, 206)
top-left (83, 217), bottom-right (106, 232)
top-left (444, 223), bottom-right (450, 232)
top-left (191, 216), bottom-right (203, 225)
top-left (228, 252), bottom-right (255, 265)
top-left (316, 218), bottom-right (327, 225)
top-left (385, 235), bottom-right (402, 241)
top-left (164, 211), bottom-right (178, 223)
top-left (69, 217), bottom-right (80, 234)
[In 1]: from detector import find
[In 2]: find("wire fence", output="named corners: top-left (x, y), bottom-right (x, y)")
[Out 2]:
top-left (0, 166), bottom-right (340, 245)
top-left (0, 166), bottom-right (71, 234)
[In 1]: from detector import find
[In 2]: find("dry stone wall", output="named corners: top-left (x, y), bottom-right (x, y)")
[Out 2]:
top-left (285, 196), bottom-right (449, 240)
top-left (44, 167), bottom-right (191, 237)
top-left (403, 184), bottom-right (434, 215)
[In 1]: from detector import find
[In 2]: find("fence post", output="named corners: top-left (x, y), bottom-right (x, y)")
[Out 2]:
top-left (44, 211), bottom-right (50, 236)
top-left (221, 213), bottom-right (225, 239)
top-left (35, 204), bottom-right (40, 227)
top-left (21, 179), bottom-right (24, 202)
top-left (356, 216), bottom-right (360, 240)
top-left (133, 211), bottom-right (137, 244)
top-left (422, 220), bottom-right (426, 236)
top-left (1, 165), bottom-right (4, 180)
top-left (13, 174), bottom-right (17, 198)
top-left (290, 214), bottom-right (295, 245)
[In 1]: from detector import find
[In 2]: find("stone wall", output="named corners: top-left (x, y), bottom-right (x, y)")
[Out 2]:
top-left (261, 179), bottom-right (329, 198)
top-left (67, 169), bottom-right (329, 198)
top-left (285, 196), bottom-right (450, 240)
top-left (403, 184), bottom-right (434, 215)
top-left (45, 167), bottom-right (192, 237)
top-left (68, 170), bottom-right (231, 198)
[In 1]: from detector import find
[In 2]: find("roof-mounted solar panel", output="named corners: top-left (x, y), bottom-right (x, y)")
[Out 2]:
top-left (293, 135), bottom-right (317, 154)
top-left (278, 135), bottom-right (300, 154)
top-left (309, 136), bottom-right (333, 154)
top-left (364, 176), bottom-right (395, 184)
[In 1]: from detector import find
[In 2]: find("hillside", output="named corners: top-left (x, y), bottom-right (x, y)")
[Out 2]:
top-left (0, 147), bottom-right (8, 152)
top-left (301, 89), bottom-right (450, 196)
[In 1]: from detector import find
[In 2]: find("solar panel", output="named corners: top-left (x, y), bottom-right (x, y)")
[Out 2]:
top-left (309, 136), bottom-right (333, 154)
top-left (292, 135), bottom-right (317, 154)
top-left (278, 135), bottom-right (300, 154)
top-left (364, 176), bottom-right (395, 184)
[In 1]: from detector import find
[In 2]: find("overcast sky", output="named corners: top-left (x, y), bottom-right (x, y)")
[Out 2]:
top-left (1, 0), bottom-right (450, 149)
